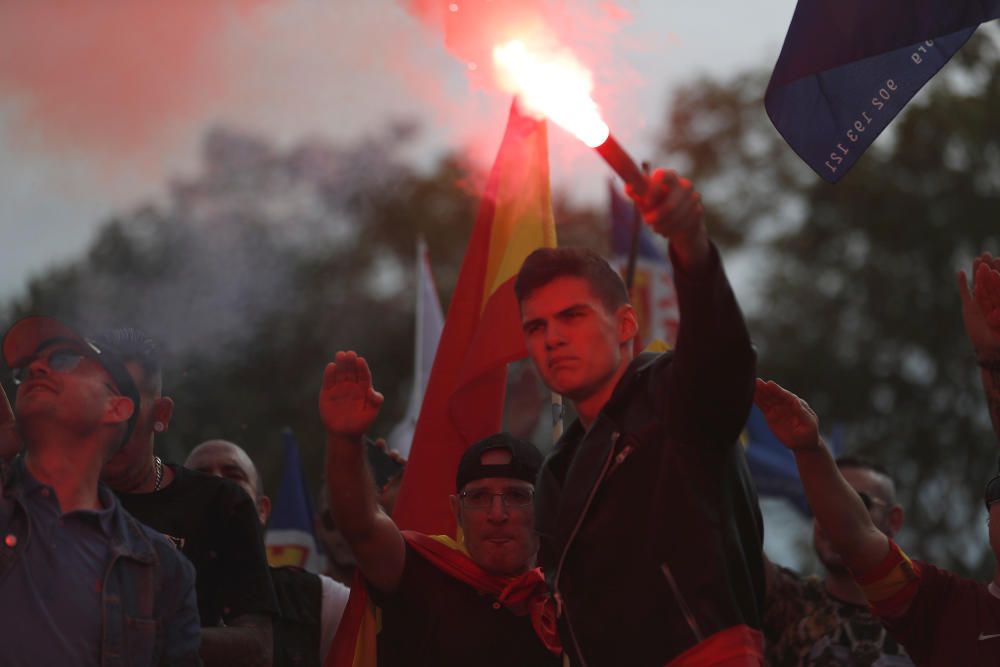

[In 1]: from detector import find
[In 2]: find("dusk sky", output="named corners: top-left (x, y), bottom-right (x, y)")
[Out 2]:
top-left (0, 1), bottom-right (799, 299)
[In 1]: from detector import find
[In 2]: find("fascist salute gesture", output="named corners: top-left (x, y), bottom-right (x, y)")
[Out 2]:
top-left (320, 350), bottom-right (385, 439)
top-left (958, 254), bottom-right (1000, 440)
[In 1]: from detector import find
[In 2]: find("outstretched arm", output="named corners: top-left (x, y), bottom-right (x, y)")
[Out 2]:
top-left (319, 351), bottom-right (406, 593)
top-left (629, 171), bottom-right (754, 447)
top-left (958, 254), bottom-right (1000, 439)
top-left (755, 379), bottom-right (890, 577)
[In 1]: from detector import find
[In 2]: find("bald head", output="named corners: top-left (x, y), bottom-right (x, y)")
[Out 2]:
top-left (185, 439), bottom-right (261, 505)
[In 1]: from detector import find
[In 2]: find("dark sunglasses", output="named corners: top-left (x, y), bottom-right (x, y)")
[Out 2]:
top-left (12, 348), bottom-right (89, 385)
top-left (856, 491), bottom-right (888, 512)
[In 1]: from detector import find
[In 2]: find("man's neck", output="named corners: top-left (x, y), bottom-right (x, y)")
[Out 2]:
top-left (105, 449), bottom-right (175, 495)
top-left (824, 569), bottom-right (869, 607)
top-left (24, 446), bottom-right (103, 513)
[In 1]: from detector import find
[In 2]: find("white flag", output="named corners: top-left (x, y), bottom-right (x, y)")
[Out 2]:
top-left (387, 237), bottom-right (444, 458)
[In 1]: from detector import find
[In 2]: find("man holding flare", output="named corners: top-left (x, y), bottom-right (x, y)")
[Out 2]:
top-left (515, 169), bottom-right (766, 666)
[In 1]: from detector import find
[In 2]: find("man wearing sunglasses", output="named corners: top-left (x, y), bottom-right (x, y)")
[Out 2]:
top-left (92, 328), bottom-right (278, 667)
top-left (321, 350), bottom-right (560, 666)
top-left (0, 316), bottom-right (200, 666)
top-left (762, 456), bottom-right (914, 666)
top-left (755, 257), bottom-right (1000, 667)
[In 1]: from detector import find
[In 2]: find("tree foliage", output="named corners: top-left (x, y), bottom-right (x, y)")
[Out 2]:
top-left (657, 31), bottom-right (1000, 576)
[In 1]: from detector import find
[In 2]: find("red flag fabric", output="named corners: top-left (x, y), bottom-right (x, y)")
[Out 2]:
top-left (391, 100), bottom-right (556, 535)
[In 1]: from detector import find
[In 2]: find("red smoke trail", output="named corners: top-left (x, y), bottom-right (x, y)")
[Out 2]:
top-left (0, 2), bottom-right (266, 157)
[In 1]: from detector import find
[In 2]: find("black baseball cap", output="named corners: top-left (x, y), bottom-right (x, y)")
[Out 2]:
top-left (455, 433), bottom-right (543, 492)
top-left (2, 316), bottom-right (141, 447)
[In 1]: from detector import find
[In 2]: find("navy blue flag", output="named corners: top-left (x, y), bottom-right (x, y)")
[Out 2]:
top-left (743, 405), bottom-right (845, 518)
top-left (766, 2), bottom-right (1000, 182)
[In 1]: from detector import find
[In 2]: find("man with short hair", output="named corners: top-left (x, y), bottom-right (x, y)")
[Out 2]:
top-left (515, 171), bottom-right (765, 665)
top-left (185, 438), bottom-right (351, 667)
top-left (94, 328), bottom-right (278, 667)
top-left (762, 456), bottom-right (913, 666)
top-left (752, 257), bottom-right (1000, 667)
top-left (0, 316), bottom-right (200, 666)
top-left (320, 350), bottom-right (560, 666)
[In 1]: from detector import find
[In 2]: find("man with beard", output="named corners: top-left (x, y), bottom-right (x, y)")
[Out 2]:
top-left (95, 328), bottom-right (277, 667)
top-left (762, 456), bottom-right (913, 666)
top-left (0, 316), bottom-right (200, 665)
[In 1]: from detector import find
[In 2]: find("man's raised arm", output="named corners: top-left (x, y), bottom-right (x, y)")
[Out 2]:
top-left (319, 350), bottom-right (406, 593)
top-left (958, 253), bottom-right (1000, 440)
top-left (755, 379), bottom-right (892, 579)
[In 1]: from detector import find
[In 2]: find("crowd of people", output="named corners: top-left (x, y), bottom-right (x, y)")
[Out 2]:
top-left (1, 168), bottom-right (999, 666)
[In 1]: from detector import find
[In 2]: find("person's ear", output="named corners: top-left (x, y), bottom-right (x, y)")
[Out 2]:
top-left (105, 395), bottom-right (135, 426)
top-left (152, 397), bottom-right (174, 433)
top-left (258, 495), bottom-right (272, 527)
top-left (618, 304), bottom-right (638, 343)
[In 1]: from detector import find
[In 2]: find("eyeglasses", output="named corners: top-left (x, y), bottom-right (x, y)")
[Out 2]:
top-left (459, 487), bottom-right (534, 510)
top-left (12, 349), bottom-right (88, 385)
top-left (857, 491), bottom-right (888, 512)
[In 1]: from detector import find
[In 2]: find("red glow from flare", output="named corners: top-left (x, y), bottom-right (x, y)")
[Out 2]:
top-left (492, 39), bottom-right (610, 147)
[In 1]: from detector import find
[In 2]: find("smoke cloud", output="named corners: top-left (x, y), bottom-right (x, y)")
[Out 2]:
top-left (0, 1), bottom-right (266, 156)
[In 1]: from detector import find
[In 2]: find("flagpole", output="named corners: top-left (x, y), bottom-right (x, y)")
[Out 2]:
top-left (551, 392), bottom-right (563, 443)
top-left (623, 161), bottom-right (650, 291)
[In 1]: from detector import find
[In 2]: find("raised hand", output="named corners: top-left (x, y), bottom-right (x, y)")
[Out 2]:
top-left (319, 351), bottom-right (384, 439)
top-left (958, 253), bottom-right (1000, 359)
top-left (625, 169), bottom-right (707, 253)
top-left (754, 379), bottom-right (821, 452)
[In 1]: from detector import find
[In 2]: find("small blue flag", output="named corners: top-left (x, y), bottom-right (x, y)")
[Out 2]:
top-left (743, 405), bottom-right (845, 517)
top-left (607, 183), bottom-right (679, 347)
top-left (265, 429), bottom-right (324, 572)
top-left (765, 1), bottom-right (1000, 182)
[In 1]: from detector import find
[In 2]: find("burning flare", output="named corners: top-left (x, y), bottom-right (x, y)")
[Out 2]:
top-left (492, 39), bottom-right (609, 147)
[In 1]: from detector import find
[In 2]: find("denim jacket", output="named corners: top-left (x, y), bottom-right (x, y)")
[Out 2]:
top-left (0, 458), bottom-right (202, 666)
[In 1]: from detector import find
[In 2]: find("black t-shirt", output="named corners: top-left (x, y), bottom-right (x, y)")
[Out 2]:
top-left (117, 463), bottom-right (278, 626)
top-left (371, 543), bottom-right (559, 667)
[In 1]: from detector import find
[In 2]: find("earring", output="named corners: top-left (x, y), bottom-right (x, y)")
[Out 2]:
top-left (153, 422), bottom-right (165, 433)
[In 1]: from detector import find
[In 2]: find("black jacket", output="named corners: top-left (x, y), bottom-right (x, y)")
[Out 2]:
top-left (534, 244), bottom-right (764, 666)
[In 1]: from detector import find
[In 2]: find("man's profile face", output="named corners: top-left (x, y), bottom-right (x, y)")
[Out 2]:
top-left (520, 276), bottom-right (629, 401)
top-left (15, 343), bottom-right (120, 432)
top-left (814, 466), bottom-right (898, 573)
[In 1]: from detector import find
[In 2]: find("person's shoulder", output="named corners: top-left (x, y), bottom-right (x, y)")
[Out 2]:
top-left (172, 465), bottom-right (254, 507)
top-left (913, 560), bottom-right (986, 598)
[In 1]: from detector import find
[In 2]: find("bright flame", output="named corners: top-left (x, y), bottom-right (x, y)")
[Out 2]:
top-left (493, 40), bottom-right (609, 148)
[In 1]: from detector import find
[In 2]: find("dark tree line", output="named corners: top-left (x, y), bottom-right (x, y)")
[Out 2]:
top-left (3, 30), bottom-right (999, 575)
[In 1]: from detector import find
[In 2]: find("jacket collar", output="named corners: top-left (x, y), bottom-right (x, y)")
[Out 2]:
top-left (6, 456), bottom-right (156, 564)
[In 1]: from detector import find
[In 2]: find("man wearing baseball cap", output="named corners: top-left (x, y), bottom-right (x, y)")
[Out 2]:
top-left (321, 350), bottom-right (560, 667)
top-left (0, 316), bottom-right (201, 665)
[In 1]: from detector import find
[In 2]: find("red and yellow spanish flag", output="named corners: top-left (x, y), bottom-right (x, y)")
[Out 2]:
top-left (325, 101), bottom-right (556, 667)
top-left (391, 100), bottom-right (556, 535)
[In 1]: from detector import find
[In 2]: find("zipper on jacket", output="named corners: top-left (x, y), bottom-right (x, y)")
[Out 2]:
top-left (552, 430), bottom-right (619, 667)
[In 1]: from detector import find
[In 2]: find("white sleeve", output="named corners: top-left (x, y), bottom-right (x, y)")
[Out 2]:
top-left (319, 573), bottom-right (352, 660)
